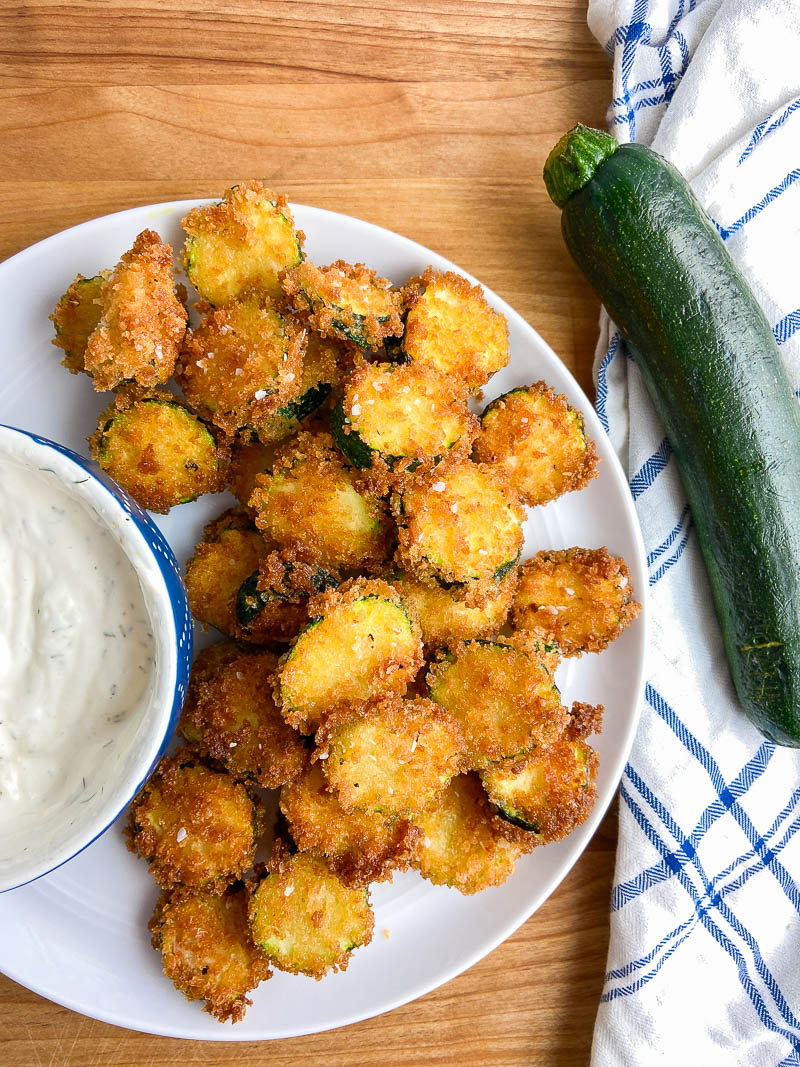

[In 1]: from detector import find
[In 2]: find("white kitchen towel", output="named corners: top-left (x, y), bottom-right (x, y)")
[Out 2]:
top-left (585, 1), bottom-right (800, 1064)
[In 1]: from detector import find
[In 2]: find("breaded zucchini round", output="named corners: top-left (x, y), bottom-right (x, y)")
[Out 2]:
top-left (250, 431), bottom-right (393, 572)
top-left (388, 568), bottom-right (516, 651)
top-left (50, 271), bottom-right (109, 373)
top-left (427, 636), bottom-right (567, 767)
top-left (512, 547), bottom-right (641, 656)
top-left (317, 696), bottom-right (465, 817)
top-left (481, 739), bottom-right (599, 843)
top-left (474, 383), bottom-right (599, 507)
top-left (413, 773), bottom-right (523, 894)
top-left (184, 508), bottom-right (269, 638)
top-left (331, 359), bottom-right (477, 475)
top-left (84, 229), bottom-right (187, 391)
top-left (89, 390), bottom-right (228, 513)
top-left (282, 260), bottom-right (403, 349)
top-left (280, 762), bottom-right (421, 886)
top-left (182, 181), bottom-right (304, 305)
top-left (399, 268), bottom-right (509, 393)
top-left (229, 434), bottom-right (277, 511)
top-left (276, 578), bottom-right (424, 734)
top-left (126, 752), bottom-right (264, 891)
top-left (248, 848), bottom-right (374, 978)
top-left (257, 332), bottom-right (344, 445)
top-left (236, 547), bottom-right (337, 644)
top-left (179, 645), bottom-right (307, 789)
top-left (150, 883), bottom-right (271, 1023)
top-left (177, 294), bottom-right (305, 436)
top-left (393, 459), bottom-right (524, 604)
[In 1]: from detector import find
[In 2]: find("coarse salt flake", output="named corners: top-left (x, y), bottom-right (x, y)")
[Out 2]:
top-left (254, 389), bottom-right (268, 400)
top-left (176, 827), bottom-right (187, 842)
top-left (284, 884), bottom-right (295, 897)
top-left (450, 503), bottom-right (458, 514)
top-left (235, 367), bottom-right (243, 376)
top-left (432, 481), bottom-right (446, 492)
top-left (350, 403), bottom-right (362, 416)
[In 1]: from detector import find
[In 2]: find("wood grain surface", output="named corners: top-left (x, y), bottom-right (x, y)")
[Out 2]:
top-left (0, 3), bottom-right (614, 1064)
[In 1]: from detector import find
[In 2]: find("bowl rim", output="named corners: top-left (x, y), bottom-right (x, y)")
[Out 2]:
top-left (0, 423), bottom-right (191, 892)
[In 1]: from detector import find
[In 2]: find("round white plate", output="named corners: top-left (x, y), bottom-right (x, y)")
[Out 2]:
top-left (0, 201), bottom-right (647, 1040)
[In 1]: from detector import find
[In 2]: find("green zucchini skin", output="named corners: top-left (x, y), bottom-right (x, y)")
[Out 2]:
top-left (547, 130), bottom-right (800, 746)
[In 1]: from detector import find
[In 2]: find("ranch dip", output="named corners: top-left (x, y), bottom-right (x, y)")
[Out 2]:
top-left (0, 454), bottom-right (156, 841)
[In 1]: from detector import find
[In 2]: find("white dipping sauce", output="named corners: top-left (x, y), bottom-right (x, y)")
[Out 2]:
top-left (0, 455), bottom-right (156, 838)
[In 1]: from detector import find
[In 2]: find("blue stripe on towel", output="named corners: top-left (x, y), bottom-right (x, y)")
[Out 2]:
top-left (629, 437), bottom-right (672, 499)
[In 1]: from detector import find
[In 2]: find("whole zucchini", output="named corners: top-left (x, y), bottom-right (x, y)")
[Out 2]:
top-left (544, 124), bottom-right (800, 747)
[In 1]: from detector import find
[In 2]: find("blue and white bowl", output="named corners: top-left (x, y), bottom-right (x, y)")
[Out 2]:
top-left (0, 424), bottom-right (193, 892)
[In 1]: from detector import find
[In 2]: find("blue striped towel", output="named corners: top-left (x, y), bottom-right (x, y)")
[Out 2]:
top-left (585, 1), bottom-right (800, 1063)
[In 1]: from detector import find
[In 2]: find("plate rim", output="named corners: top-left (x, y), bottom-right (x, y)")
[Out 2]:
top-left (0, 196), bottom-right (648, 1040)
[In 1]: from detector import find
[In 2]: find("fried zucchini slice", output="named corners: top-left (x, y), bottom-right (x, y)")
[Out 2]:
top-left (331, 359), bottom-right (477, 474)
top-left (184, 508), bottom-right (269, 638)
top-left (236, 547), bottom-right (337, 643)
top-left (89, 390), bottom-right (228, 513)
top-left (182, 182), bottom-right (304, 305)
top-left (474, 383), bottom-right (599, 507)
top-left (257, 333), bottom-right (345, 445)
top-left (399, 268), bottom-right (509, 393)
top-left (125, 752), bottom-right (264, 891)
top-left (413, 773), bottom-right (523, 894)
top-left (248, 848), bottom-right (374, 978)
top-left (84, 230), bottom-right (187, 391)
top-left (280, 762), bottom-right (421, 886)
top-left (150, 883), bottom-right (271, 1023)
top-left (317, 696), bottom-right (465, 817)
top-left (393, 459), bottom-right (524, 604)
top-left (481, 739), bottom-right (599, 842)
top-left (250, 431), bottom-right (393, 572)
top-left (229, 434), bottom-right (277, 511)
top-left (179, 646), bottom-right (307, 788)
top-left (276, 578), bottom-right (424, 734)
top-left (50, 271), bottom-right (109, 373)
top-left (389, 568), bottom-right (516, 651)
top-left (177, 294), bottom-right (305, 436)
top-left (512, 547), bottom-right (641, 656)
top-left (282, 260), bottom-right (403, 349)
top-left (427, 636), bottom-right (567, 768)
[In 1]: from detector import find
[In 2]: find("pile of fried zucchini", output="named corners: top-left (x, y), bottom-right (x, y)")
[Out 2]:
top-left (52, 181), bottom-right (641, 1023)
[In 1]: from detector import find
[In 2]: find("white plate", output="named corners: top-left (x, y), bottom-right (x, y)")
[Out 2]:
top-left (0, 201), bottom-right (647, 1040)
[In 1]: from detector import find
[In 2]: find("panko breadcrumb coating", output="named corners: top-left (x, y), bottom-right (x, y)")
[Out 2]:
top-left (125, 752), bottom-right (265, 892)
top-left (182, 181), bottom-right (304, 305)
top-left (413, 773), bottom-right (524, 894)
top-left (512, 547), bottom-right (641, 655)
top-left (184, 508), bottom-right (269, 638)
top-left (282, 260), bottom-right (403, 350)
top-left (248, 845), bottom-right (374, 978)
top-left (150, 883), bottom-right (271, 1023)
top-left (177, 294), bottom-right (305, 437)
top-left (392, 458), bottom-right (524, 605)
top-left (179, 645), bottom-right (307, 789)
top-left (316, 695), bottom-right (465, 818)
top-left (427, 634), bottom-right (568, 768)
top-left (256, 332), bottom-right (344, 445)
top-left (474, 382), bottom-right (599, 507)
top-left (89, 388), bottom-right (229, 513)
top-left (280, 762), bottom-right (421, 887)
top-left (400, 268), bottom-right (509, 393)
top-left (229, 434), bottom-right (277, 511)
top-left (275, 577), bottom-right (424, 734)
top-left (51, 271), bottom-right (109, 373)
top-left (84, 229), bottom-right (186, 391)
top-left (236, 546), bottom-right (337, 644)
top-left (250, 431), bottom-right (394, 573)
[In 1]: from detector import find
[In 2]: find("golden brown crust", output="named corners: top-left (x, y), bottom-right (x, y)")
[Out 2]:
top-left (316, 695), bottom-right (465, 817)
top-left (566, 701), bottom-right (605, 741)
top-left (88, 387), bottom-right (229, 514)
top-left (51, 271), bottom-right (109, 373)
top-left (84, 230), bottom-right (186, 391)
top-left (228, 435), bottom-right (278, 512)
top-left (280, 762), bottom-right (421, 887)
top-left (125, 751), bottom-right (265, 892)
top-left (176, 295), bottom-right (305, 436)
top-left (282, 259), bottom-right (403, 350)
top-left (250, 431), bottom-right (394, 572)
top-left (149, 883), bottom-right (271, 1023)
top-left (511, 547), bottom-right (641, 655)
top-left (179, 647), bottom-right (307, 789)
top-left (473, 382), bottom-right (599, 507)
